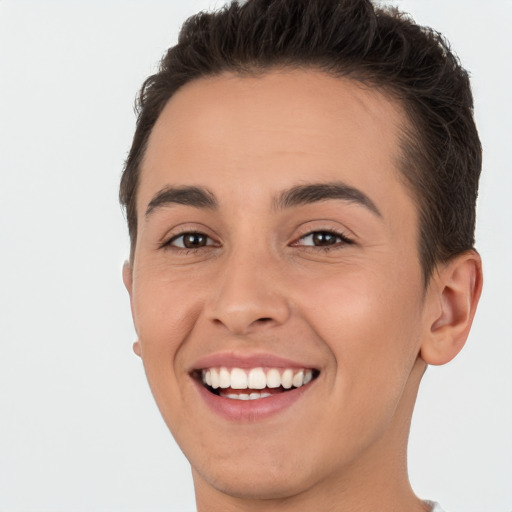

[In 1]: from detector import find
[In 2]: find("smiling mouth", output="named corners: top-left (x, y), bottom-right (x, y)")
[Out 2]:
top-left (194, 366), bottom-right (320, 400)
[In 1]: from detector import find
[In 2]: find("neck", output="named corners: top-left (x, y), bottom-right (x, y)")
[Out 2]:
top-left (194, 357), bottom-right (429, 512)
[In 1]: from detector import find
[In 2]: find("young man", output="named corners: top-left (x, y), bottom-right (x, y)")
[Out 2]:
top-left (120, 1), bottom-right (482, 510)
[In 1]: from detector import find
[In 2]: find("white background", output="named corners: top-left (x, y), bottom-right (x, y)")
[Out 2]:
top-left (0, 1), bottom-right (510, 511)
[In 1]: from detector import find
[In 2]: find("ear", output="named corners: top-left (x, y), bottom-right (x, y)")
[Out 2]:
top-left (420, 250), bottom-right (483, 366)
top-left (122, 260), bottom-right (133, 295)
top-left (122, 261), bottom-right (142, 358)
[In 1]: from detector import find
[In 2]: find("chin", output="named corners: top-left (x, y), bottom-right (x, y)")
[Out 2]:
top-left (193, 459), bottom-right (317, 502)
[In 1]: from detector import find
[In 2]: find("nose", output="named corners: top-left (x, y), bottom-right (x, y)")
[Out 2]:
top-left (205, 250), bottom-right (291, 335)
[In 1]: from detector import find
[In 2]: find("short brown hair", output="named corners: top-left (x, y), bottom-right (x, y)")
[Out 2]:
top-left (120, 0), bottom-right (481, 281)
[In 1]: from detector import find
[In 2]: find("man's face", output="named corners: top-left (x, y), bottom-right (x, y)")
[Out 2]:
top-left (125, 70), bottom-right (434, 500)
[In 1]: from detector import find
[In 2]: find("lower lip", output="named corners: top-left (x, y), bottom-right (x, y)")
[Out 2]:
top-left (193, 378), bottom-right (314, 421)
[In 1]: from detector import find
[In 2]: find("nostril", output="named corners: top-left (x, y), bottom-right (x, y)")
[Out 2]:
top-left (257, 317), bottom-right (273, 323)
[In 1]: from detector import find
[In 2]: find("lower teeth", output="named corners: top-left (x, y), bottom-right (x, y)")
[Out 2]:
top-left (223, 391), bottom-right (273, 400)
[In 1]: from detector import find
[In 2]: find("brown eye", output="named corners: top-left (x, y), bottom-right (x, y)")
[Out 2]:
top-left (294, 230), bottom-right (354, 248)
top-left (300, 231), bottom-right (341, 246)
top-left (170, 232), bottom-right (211, 249)
top-left (311, 232), bottom-right (338, 246)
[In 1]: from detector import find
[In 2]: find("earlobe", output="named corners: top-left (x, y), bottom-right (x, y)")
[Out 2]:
top-left (122, 261), bottom-right (142, 358)
top-left (133, 341), bottom-right (142, 357)
top-left (122, 260), bottom-right (133, 295)
top-left (420, 250), bottom-right (483, 366)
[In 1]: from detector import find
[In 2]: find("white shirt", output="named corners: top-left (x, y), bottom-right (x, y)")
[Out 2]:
top-left (424, 501), bottom-right (446, 512)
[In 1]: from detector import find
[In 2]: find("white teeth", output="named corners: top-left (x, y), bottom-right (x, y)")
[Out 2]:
top-left (292, 370), bottom-right (304, 388)
top-left (201, 366), bottom-right (316, 391)
top-left (219, 367), bottom-right (230, 389)
top-left (248, 368), bottom-right (267, 389)
top-left (210, 368), bottom-right (220, 389)
top-left (230, 368), bottom-right (248, 389)
top-left (281, 369), bottom-right (293, 389)
top-left (223, 391), bottom-right (273, 400)
top-left (266, 368), bottom-right (281, 388)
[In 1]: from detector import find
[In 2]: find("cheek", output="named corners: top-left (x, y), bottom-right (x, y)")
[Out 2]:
top-left (130, 275), bottom-right (202, 438)
top-left (130, 269), bottom-right (206, 410)
top-left (133, 267), bottom-right (202, 349)
top-left (293, 263), bottom-right (424, 394)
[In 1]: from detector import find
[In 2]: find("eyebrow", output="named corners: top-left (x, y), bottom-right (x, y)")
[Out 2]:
top-left (273, 181), bottom-right (382, 217)
top-left (145, 181), bottom-right (381, 218)
top-left (145, 185), bottom-right (217, 217)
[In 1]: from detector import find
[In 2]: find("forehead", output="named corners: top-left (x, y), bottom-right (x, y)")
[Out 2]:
top-left (139, 69), bottom-right (412, 219)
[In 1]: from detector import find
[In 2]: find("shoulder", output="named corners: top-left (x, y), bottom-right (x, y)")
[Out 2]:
top-left (424, 501), bottom-right (447, 512)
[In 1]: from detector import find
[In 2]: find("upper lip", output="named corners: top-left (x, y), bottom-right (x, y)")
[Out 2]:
top-left (190, 351), bottom-right (319, 371)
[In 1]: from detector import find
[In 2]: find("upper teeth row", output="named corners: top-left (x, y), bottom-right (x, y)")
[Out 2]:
top-left (202, 367), bottom-right (314, 390)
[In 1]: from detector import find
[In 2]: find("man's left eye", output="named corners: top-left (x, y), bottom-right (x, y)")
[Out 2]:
top-left (297, 231), bottom-right (352, 247)
top-left (169, 232), bottom-right (213, 249)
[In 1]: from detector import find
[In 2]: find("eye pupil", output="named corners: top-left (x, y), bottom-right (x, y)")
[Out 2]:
top-left (313, 232), bottom-right (337, 246)
top-left (183, 233), bottom-right (207, 248)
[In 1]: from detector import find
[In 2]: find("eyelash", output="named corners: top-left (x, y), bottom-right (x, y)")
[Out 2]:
top-left (161, 229), bottom-right (354, 252)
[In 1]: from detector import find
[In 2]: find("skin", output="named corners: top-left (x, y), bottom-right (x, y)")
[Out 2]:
top-left (123, 70), bottom-right (482, 511)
